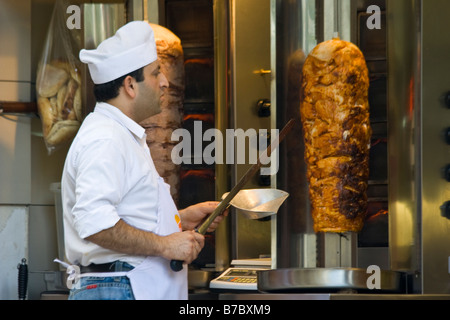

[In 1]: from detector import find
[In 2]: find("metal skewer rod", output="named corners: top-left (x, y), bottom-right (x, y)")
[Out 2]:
top-left (334, 0), bottom-right (340, 39)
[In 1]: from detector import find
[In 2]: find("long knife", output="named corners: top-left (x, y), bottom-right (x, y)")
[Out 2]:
top-left (170, 119), bottom-right (295, 272)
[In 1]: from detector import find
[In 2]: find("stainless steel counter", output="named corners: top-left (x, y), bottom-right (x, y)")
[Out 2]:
top-left (218, 293), bottom-right (450, 300)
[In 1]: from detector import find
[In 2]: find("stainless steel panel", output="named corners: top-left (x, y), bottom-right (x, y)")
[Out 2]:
top-left (275, 0), bottom-right (316, 270)
top-left (257, 268), bottom-right (405, 293)
top-left (317, 233), bottom-right (357, 268)
top-left (82, 4), bottom-right (125, 50)
top-left (388, 0), bottom-right (450, 294)
top-left (229, 0), bottom-right (273, 261)
top-left (420, 0), bottom-right (450, 294)
top-left (387, 0), bottom-right (422, 276)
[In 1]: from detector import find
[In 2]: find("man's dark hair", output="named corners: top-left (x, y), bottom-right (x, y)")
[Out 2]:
top-left (93, 67), bottom-right (145, 102)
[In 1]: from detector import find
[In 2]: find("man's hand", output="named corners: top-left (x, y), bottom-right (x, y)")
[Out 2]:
top-left (160, 230), bottom-right (204, 264)
top-left (179, 201), bottom-right (228, 233)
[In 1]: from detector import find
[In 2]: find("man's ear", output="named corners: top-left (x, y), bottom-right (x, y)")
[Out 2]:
top-left (122, 75), bottom-right (137, 98)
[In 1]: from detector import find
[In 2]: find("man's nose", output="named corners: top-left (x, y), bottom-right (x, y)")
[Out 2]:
top-left (160, 73), bottom-right (169, 89)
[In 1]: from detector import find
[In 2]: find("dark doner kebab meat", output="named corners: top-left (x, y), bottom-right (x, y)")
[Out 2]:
top-left (300, 38), bottom-right (372, 233)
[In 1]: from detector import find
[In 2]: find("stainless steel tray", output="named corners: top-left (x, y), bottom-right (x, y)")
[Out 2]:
top-left (257, 268), bottom-right (406, 293)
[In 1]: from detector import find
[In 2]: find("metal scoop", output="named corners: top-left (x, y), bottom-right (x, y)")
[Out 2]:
top-left (222, 189), bottom-right (289, 220)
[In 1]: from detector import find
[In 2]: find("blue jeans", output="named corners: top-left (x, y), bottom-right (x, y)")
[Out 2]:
top-left (69, 262), bottom-right (135, 300)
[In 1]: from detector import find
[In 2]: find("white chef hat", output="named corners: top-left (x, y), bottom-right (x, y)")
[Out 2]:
top-left (79, 21), bottom-right (157, 85)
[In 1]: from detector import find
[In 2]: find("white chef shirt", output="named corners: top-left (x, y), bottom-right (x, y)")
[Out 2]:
top-left (61, 102), bottom-right (160, 267)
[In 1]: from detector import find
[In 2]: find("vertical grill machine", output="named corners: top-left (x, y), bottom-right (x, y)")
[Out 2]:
top-left (210, 0), bottom-right (450, 298)
top-left (257, 0), bottom-right (450, 297)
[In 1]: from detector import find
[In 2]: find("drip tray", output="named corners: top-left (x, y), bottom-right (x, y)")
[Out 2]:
top-left (257, 268), bottom-right (406, 293)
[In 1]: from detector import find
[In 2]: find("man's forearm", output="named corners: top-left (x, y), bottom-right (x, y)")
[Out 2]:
top-left (85, 219), bottom-right (164, 257)
top-left (85, 218), bottom-right (205, 263)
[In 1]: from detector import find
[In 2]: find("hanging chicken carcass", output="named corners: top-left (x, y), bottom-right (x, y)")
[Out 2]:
top-left (140, 23), bottom-right (185, 204)
top-left (300, 38), bottom-right (372, 233)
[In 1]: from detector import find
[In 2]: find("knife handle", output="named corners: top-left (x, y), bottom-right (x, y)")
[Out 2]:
top-left (170, 259), bottom-right (184, 272)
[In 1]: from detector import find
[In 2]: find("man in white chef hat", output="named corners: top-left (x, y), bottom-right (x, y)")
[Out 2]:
top-left (61, 21), bottom-right (225, 300)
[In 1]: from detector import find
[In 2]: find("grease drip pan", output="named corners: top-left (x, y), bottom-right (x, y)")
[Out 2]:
top-left (257, 268), bottom-right (406, 293)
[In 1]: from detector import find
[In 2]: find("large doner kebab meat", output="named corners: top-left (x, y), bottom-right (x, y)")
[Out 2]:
top-left (300, 38), bottom-right (372, 233)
